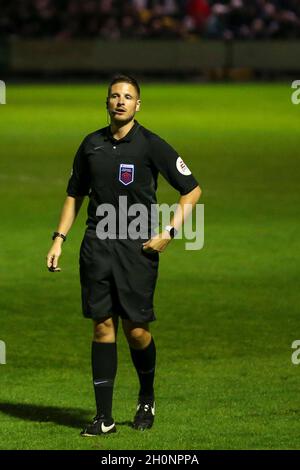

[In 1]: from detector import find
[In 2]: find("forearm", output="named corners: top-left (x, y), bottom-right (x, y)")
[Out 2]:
top-left (55, 195), bottom-right (85, 239)
top-left (47, 196), bottom-right (84, 271)
top-left (143, 185), bottom-right (202, 252)
top-left (169, 185), bottom-right (202, 232)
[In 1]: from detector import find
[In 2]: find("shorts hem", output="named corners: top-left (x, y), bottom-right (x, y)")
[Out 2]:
top-left (82, 309), bottom-right (156, 323)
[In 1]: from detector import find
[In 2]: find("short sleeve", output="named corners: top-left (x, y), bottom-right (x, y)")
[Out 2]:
top-left (66, 138), bottom-right (90, 197)
top-left (149, 135), bottom-right (199, 195)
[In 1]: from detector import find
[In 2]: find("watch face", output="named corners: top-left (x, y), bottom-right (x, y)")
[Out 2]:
top-left (165, 226), bottom-right (176, 238)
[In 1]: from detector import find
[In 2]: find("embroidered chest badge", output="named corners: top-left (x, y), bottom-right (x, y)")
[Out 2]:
top-left (119, 163), bottom-right (135, 186)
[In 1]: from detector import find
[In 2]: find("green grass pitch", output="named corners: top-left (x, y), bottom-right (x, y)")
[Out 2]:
top-left (0, 83), bottom-right (300, 450)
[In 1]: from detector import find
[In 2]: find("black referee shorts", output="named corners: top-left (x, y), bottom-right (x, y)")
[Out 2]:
top-left (79, 230), bottom-right (159, 323)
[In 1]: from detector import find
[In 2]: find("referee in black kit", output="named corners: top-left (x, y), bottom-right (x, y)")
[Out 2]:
top-left (46, 74), bottom-right (201, 436)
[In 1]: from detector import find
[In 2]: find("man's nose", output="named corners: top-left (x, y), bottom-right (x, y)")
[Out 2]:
top-left (117, 96), bottom-right (125, 106)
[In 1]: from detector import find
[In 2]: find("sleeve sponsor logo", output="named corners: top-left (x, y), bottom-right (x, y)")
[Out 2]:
top-left (176, 157), bottom-right (191, 176)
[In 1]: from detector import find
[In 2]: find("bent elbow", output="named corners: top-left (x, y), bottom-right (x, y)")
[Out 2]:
top-left (194, 185), bottom-right (202, 201)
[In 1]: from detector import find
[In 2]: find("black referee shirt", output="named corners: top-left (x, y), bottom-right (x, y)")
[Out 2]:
top-left (67, 120), bottom-right (199, 238)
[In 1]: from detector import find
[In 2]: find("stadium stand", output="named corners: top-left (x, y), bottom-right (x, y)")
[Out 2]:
top-left (0, 0), bottom-right (299, 40)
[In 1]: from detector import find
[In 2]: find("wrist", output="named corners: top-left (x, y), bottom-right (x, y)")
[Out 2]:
top-left (53, 237), bottom-right (64, 246)
top-left (164, 225), bottom-right (177, 239)
top-left (161, 230), bottom-right (172, 240)
top-left (52, 231), bottom-right (67, 243)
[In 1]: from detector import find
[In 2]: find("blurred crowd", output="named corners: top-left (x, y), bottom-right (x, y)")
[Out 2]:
top-left (1, 0), bottom-right (300, 40)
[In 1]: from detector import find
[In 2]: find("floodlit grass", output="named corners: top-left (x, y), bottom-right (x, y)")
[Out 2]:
top-left (0, 83), bottom-right (300, 449)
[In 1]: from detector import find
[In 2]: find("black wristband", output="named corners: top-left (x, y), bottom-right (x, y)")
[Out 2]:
top-left (52, 232), bottom-right (66, 242)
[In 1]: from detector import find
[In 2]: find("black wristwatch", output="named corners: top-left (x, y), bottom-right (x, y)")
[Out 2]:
top-left (165, 225), bottom-right (177, 239)
top-left (52, 232), bottom-right (67, 242)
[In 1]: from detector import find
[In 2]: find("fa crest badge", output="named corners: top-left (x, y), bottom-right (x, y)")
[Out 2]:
top-left (119, 164), bottom-right (134, 186)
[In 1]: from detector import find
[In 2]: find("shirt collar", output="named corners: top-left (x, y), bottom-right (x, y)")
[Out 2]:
top-left (105, 120), bottom-right (140, 143)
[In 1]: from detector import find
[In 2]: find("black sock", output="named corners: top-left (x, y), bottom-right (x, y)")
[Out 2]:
top-left (130, 337), bottom-right (156, 400)
top-left (92, 341), bottom-right (117, 423)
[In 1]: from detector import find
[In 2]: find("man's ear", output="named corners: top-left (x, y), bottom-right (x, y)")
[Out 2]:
top-left (136, 99), bottom-right (141, 112)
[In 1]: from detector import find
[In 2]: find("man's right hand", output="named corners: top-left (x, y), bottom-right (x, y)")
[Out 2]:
top-left (46, 239), bottom-right (63, 272)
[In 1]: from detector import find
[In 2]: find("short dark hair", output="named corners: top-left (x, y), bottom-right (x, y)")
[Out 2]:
top-left (108, 74), bottom-right (140, 98)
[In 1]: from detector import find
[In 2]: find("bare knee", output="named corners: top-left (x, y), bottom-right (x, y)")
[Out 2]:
top-left (93, 318), bottom-right (115, 343)
top-left (124, 323), bottom-right (152, 349)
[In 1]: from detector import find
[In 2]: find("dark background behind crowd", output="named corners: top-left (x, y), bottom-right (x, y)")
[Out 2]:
top-left (1, 0), bottom-right (300, 40)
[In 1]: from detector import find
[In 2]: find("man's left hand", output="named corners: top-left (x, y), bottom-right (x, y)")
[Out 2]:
top-left (142, 230), bottom-right (172, 253)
